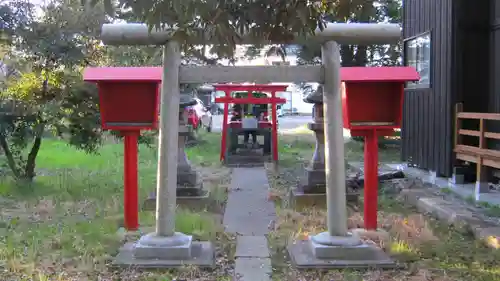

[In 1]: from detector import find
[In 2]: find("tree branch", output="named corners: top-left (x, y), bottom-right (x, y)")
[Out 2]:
top-left (185, 47), bottom-right (221, 65)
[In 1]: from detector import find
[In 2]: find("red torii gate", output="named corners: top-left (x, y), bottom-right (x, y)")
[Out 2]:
top-left (214, 84), bottom-right (287, 163)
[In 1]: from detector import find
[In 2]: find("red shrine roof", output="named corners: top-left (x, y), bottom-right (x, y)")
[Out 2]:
top-left (83, 67), bottom-right (162, 82)
top-left (83, 66), bottom-right (419, 83)
top-left (341, 67), bottom-right (419, 82)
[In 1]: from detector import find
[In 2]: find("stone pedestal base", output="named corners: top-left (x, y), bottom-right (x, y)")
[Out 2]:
top-left (290, 187), bottom-right (360, 211)
top-left (177, 167), bottom-right (202, 187)
top-left (134, 232), bottom-right (193, 259)
top-left (302, 168), bottom-right (326, 193)
top-left (288, 232), bottom-right (396, 269)
top-left (143, 168), bottom-right (209, 211)
top-left (143, 185), bottom-right (210, 211)
top-left (113, 232), bottom-right (215, 268)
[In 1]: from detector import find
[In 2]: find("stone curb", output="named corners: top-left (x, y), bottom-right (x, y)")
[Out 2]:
top-left (347, 162), bottom-right (500, 249)
top-left (399, 187), bottom-right (500, 249)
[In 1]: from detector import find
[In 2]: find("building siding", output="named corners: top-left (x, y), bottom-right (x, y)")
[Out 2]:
top-left (402, 0), bottom-right (493, 177)
top-left (402, 0), bottom-right (454, 177)
top-left (490, 0), bottom-right (500, 114)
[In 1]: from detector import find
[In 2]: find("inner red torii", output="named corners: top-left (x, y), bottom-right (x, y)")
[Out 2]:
top-left (214, 84), bottom-right (287, 163)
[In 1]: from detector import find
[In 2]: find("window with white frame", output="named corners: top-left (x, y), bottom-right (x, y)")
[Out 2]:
top-left (404, 32), bottom-right (431, 88)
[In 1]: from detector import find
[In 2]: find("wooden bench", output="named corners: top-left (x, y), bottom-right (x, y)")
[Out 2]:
top-left (454, 103), bottom-right (500, 193)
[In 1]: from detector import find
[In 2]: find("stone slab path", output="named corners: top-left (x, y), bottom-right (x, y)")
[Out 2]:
top-left (223, 167), bottom-right (275, 281)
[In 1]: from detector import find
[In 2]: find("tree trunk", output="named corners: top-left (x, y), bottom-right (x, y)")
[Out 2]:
top-left (0, 134), bottom-right (21, 178)
top-left (24, 133), bottom-right (43, 182)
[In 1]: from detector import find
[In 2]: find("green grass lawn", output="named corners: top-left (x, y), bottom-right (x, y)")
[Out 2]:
top-left (0, 126), bottom-right (441, 281)
top-left (0, 132), bottom-right (227, 280)
top-left (278, 128), bottom-right (402, 169)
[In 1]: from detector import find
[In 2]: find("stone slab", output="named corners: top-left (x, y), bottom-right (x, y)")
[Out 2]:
top-left (290, 188), bottom-right (360, 210)
top-left (224, 154), bottom-right (272, 167)
top-left (416, 197), bottom-right (483, 227)
top-left (471, 227), bottom-right (500, 249)
top-left (143, 189), bottom-right (210, 211)
top-left (397, 185), bottom-right (500, 249)
top-left (223, 168), bottom-right (276, 235)
top-left (398, 187), bottom-right (435, 206)
top-left (234, 257), bottom-right (272, 281)
top-left (235, 236), bottom-right (270, 258)
top-left (113, 241), bottom-right (215, 269)
top-left (288, 240), bottom-right (398, 269)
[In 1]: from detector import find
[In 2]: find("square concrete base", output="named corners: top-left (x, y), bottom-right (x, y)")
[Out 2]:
top-left (288, 240), bottom-right (397, 269)
top-left (143, 189), bottom-right (210, 211)
top-left (290, 188), bottom-right (360, 210)
top-left (113, 241), bottom-right (215, 269)
top-left (134, 234), bottom-right (194, 260)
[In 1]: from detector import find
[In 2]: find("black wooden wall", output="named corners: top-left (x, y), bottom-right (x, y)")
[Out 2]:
top-left (490, 0), bottom-right (500, 114)
top-left (401, 0), bottom-right (454, 177)
top-left (402, 0), bottom-right (492, 177)
top-left (454, 0), bottom-right (490, 113)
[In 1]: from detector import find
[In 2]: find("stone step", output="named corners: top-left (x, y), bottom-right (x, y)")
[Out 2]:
top-left (234, 257), bottom-right (271, 281)
top-left (235, 236), bottom-right (270, 258)
top-left (225, 155), bottom-right (271, 167)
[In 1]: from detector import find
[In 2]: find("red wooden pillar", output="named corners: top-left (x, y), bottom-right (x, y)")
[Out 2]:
top-left (220, 90), bottom-right (230, 161)
top-left (364, 129), bottom-right (379, 230)
top-left (270, 91), bottom-right (279, 162)
top-left (122, 130), bottom-right (140, 231)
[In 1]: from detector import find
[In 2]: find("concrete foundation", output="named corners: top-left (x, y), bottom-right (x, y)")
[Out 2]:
top-left (288, 232), bottom-right (396, 269)
top-left (475, 181), bottom-right (490, 200)
top-left (113, 240), bottom-right (215, 268)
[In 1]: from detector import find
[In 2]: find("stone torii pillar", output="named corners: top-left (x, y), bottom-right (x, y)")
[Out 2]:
top-left (289, 42), bottom-right (399, 268)
top-left (100, 22), bottom-right (401, 268)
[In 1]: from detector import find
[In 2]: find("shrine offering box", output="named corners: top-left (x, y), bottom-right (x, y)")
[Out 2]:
top-left (97, 82), bottom-right (159, 130)
top-left (340, 67), bottom-right (420, 136)
top-left (83, 67), bottom-right (162, 131)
